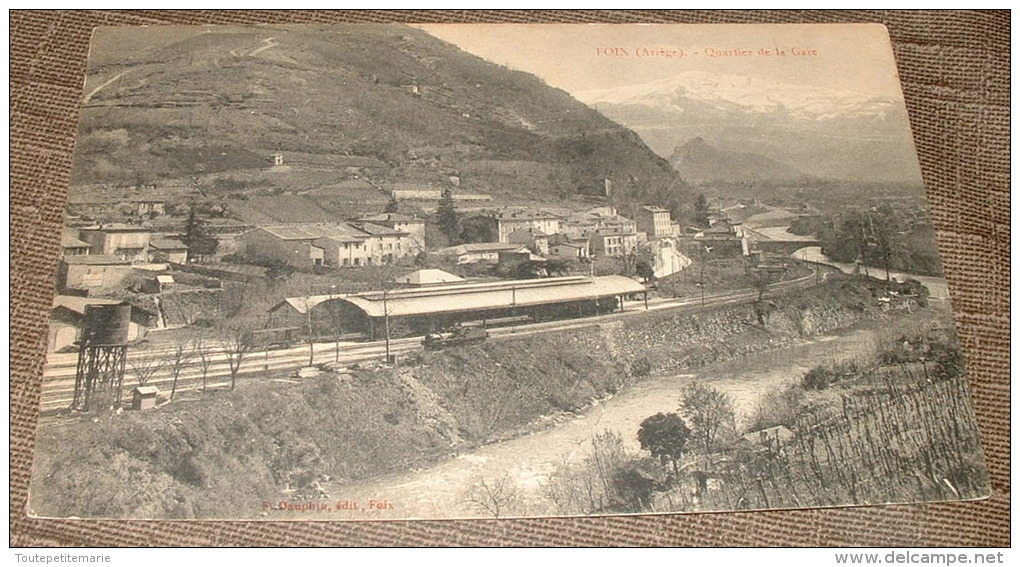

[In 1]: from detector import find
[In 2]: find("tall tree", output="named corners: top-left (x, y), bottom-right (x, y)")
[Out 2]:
top-left (679, 382), bottom-right (737, 455)
top-left (183, 208), bottom-right (219, 263)
top-left (437, 188), bottom-right (460, 244)
top-left (384, 195), bottom-right (399, 213)
top-left (693, 193), bottom-right (711, 228)
top-left (638, 412), bottom-right (691, 474)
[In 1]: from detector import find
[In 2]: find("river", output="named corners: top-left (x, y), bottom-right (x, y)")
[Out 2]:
top-left (792, 246), bottom-right (950, 301)
top-left (264, 312), bottom-right (936, 521)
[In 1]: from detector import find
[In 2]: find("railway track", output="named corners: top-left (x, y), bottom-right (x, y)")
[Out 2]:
top-left (36, 269), bottom-right (823, 416)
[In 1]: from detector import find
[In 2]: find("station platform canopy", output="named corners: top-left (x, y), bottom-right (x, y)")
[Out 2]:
top-left (275, 275), bottom-right (646, 319)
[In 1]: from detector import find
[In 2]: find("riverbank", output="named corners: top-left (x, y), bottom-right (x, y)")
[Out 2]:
top-left (29, 275), bottom-right (929, 519)
top-left (303, 307), bottom-right (959, 520)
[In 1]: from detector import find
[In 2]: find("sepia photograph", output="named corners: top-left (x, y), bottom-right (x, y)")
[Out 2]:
top-left (27, 22), bottom-right (989, 521)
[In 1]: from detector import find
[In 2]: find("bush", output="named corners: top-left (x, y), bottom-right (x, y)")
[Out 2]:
top-left (748, 386), bottom-right (805, 431)
top-left (802, 366), bottom-right (833, 390)
top-left (630, 358), bottom-right (653, 379)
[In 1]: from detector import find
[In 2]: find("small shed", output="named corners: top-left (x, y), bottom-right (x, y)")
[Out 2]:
top-left (131, 386), bottom-right (160, 410)
top-left (742, 425), bottom-right (796, 451)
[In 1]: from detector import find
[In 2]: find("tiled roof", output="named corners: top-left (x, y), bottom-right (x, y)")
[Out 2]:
top-left (359, 213), bottom-right (423, 223)
top-left (258, 223), bottom-right (374, 242)
top-left (61, 230), bottom-right (90, 248)
top-left (62, 254), bottom-right (130, 265)
top-left (52, 295), bottom-right (124, 315)
top-left (435, 242), bottom-right (525, 256)
top-left (149, 238), bottom-right (189, 250)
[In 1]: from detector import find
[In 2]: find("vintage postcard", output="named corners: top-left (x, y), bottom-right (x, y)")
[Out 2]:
top-left (30, 23), bottom-right (988, 520)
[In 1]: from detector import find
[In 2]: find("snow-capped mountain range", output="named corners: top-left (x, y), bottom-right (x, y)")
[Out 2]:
top-left (576, 71), bottom-right (899, 122)
top-left (576, 71), bottom-right (923, 184)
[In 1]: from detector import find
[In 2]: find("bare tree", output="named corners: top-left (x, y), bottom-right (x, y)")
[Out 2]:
top-left (167, 334), bottom-right (196, 400)
top-left (543, 429), bottom-right (634, 515)
top-left (128, 350), bottom-right (165, 387)
top-left (364, 264), bottom-right (401, 361)
top-left (217, 321), bottom-right (254, 390)
top-left (193, 331), bottom-right (214, 391)
top-left (466, 472), bottom-right (520, 518)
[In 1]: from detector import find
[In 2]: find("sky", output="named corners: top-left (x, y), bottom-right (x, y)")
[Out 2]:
top-left (415, 23), bottom-right (907, 100)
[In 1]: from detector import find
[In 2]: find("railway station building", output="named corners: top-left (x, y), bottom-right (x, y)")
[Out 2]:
top-left (270, 275), bottom-right (648, 340)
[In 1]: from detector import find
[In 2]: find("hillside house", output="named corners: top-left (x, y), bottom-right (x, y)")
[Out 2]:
top-left (78, 224), bottom-right (152, 263)
top-left (388, 183), bottom-right (443, 201)
top-left (589, 228), bottom-right (641, 257)
top-left (506, 227), bottom-right (550, 255)
top-left (547, 234), bottom-right (591, 260)
top-left (635, 206), bottom-right (675, 238)
top-left (358, 213), bottom-right (427, 250)
top-left (61, 229), bottom-right (91, 257)
top-left (57, 255), bottom-right (134, 294)
top-left (434, 242), bottom-right (530, 264)
top-left (486, 208), bottom-right (562, 243)
top-left (148, 237), bottom-right (189, 264)
top-left (238, 222), bottom-right (413, 269)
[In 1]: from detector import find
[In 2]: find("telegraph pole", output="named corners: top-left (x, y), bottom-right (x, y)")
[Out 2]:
top-left (383, 287), bottom-right (391, 362)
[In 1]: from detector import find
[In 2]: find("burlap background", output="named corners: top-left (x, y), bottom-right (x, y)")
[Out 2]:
top-left (9, 10), bottom-right (1009, 547)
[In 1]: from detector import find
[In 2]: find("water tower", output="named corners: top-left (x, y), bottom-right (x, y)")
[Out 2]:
top-left (71, 304), bottom-right (131, 411)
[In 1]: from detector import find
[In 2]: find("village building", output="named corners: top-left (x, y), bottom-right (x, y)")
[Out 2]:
top-left (506, 227), bottom-right (550, 255)
top-left (349, 222), bottom-right (413, 265)
top-left (486, 208), bottom-right (562, 243)
top-left (497, 248), bottom-right (546, 271)
top-left (547, 233), bottom-right (591, 260)
top-left (57, 254), bottom-right (134, 294)
top-left (561, 206), bottom-right (637, 240)
top-left (61, 228), bottom-right (91, 257)
top-left (634, 206), bottom-right (675, 238)
top-left (78, 224), bottom-right (152, 263)
top-left (238, 222), bottom-right (413, 269)
top-left (357, 213), bottom-right (427, 250)
top-left (589, 228), bottom-right (641, 257)
top-left (48, 296), bottom-right (152, 352)
top-left (147, 237), bottom-right (189, 264)
top-left (433, 242), bottom-right (531, 264)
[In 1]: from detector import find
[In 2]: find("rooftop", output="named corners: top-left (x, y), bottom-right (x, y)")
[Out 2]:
top-left (61, 230), bottom-right (90, 249)
top-left (359, 213), bottom-right (423, 224)
top-left (62, 254), bottom-right (131, 266)
top-left (149, 237), bottom-right (189, 250)
top-left (254, 222), bottom-right (404, 243)
top-left (435, 242), bottom-right (527, 256)
top-left (52, 295), bottom-right (124, 315)
top-left (395, 268), bottom-right (466, 286)
top-left (78, 223), bottom-right (151, 233)
top-left (277, 275), bottom-right (646, 319)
